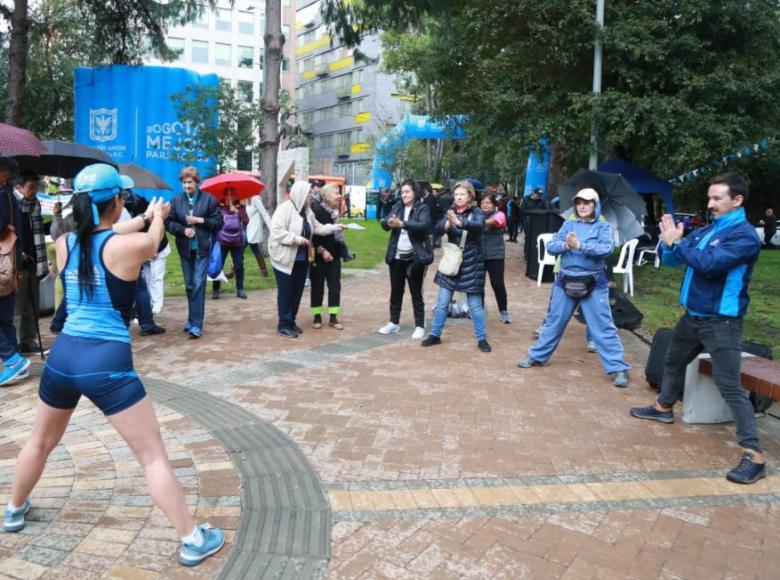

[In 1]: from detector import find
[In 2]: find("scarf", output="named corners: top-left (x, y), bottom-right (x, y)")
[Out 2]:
top-left (19, 196), bottom-right (47, 277)
top-left (328, 205), bottom-right (345, 243)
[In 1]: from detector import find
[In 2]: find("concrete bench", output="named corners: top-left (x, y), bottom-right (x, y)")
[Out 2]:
top-left (699, 356), bottom-right (780, 401)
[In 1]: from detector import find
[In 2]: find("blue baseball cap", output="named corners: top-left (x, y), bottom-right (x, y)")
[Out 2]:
top-left (74, 163), bottom-right (123, 203)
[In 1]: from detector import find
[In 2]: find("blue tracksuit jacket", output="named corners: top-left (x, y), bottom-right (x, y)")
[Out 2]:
top-left (660, 207), bottom-right (760, 318)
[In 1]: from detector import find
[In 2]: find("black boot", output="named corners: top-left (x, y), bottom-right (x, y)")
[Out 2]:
top-left (212, 281), bottom-right (220, 299)
top-left (235, 268), bottom-right (246, 298)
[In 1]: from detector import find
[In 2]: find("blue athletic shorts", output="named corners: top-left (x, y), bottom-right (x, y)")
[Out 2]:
top-left (39, 333), bottom-right (147, 416)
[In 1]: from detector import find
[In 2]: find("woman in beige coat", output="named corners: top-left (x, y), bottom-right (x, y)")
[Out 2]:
top-left (269, 181), bottom-right (343, 338)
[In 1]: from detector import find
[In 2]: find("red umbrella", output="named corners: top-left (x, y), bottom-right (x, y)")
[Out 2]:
top-left (200, 172), bottom-right (265, 203)
top-left (0, 123), bottom-right (47, 156)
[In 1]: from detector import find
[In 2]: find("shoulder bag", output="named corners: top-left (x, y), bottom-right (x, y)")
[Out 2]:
top-left (0, 193), bottom-right (19, 298)
top-left (438, 230), bottom-right (468, 276)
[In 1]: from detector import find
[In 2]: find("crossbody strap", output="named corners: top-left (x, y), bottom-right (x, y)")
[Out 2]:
top-left (458, 229), bottom-right (468, 249)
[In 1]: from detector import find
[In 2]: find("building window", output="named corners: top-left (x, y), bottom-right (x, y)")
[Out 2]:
top-left (215, 43), bottom-right (231, 67)
top-left (258, 54), bottom-right (265, 70)
top-left (258, 82), bottom-right (264, 97)
top-left (191, 40), bottom-right (209, 63)
top-left (281, 58), bottom-right (290, 72)
top-left (282, 24), bottom-right (291, 39)
top-left (239, 11), bottom-right (254, 34)
top-left (215, 8), bottom-right (231, 31)
top-left (238, 46), bottom-right (253, 68)
top-left (167, 37), bottom-right (185, 61)
top-left (238, 80), bottom-right (253, 102)
top-left (193, 6), bottom-right (209, 28)
top-left (337, 132), bottom-right (350, 149)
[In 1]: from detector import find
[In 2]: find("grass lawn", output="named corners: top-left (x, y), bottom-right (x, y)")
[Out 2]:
top-left (161, 218), bottom-right (389, 297)
top-left (631, 249), bottom-right (780, 358)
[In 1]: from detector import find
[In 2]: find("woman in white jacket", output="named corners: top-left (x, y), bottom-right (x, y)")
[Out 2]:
top-left (269, 181), bottom-right (343, 338)
top-left (246, 195), bottom-right (272, 277)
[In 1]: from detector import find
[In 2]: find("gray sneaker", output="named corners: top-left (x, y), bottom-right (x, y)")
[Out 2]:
top-left (586, 341), bottom-right (597, 353)
top-left (612, 371), bottom-right (630, 388)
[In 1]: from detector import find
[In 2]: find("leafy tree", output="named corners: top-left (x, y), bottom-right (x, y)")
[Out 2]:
top-left (1, 0), bottom-right (212, 126)
top-left (324, 0), bottom-right (780, 186)
top-left (170, 83), bottom-right (263, 174)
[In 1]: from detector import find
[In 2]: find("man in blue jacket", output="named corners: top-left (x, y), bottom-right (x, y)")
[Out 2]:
top-left (631, 172), bottom-right (765, 484)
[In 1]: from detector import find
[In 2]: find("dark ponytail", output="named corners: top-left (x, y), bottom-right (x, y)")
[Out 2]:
top-left (71, 192), bottom-right (114, 297)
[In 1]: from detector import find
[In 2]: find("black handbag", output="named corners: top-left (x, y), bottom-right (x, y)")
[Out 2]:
top-left (562, 274), bottom-right (597, 299)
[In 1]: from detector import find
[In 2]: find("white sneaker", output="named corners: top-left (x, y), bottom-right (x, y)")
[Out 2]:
top-left (378, 322), bottom-right (400, 335)
top-left (411, 326), bottom-right (425, 340)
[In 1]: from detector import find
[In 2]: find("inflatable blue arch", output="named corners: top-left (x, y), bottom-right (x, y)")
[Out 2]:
top-left (371, 114), bottom-right (465, 189)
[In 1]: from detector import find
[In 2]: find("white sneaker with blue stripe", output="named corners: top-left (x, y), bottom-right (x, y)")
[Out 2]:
top-left (3, 499), bottom-right (31, 532)
top-left (179, 524), bottom-right (225, 566)
top-left (0, 355), bottom-right (30, 387)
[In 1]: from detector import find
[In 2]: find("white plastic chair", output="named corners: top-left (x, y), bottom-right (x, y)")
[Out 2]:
top-left (536, 233), bottom-right (556, 287)
top-left (614, 238), bottom-right (639, 296)
top-left (636, 240), bottom-right (661, 268)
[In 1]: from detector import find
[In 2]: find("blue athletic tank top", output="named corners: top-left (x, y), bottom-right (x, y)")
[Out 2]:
top-left (61, 230), bottom-right (136, 343)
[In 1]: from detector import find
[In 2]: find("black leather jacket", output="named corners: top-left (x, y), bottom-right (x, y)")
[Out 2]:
top-left (381, 199), bottom-right (433, 267)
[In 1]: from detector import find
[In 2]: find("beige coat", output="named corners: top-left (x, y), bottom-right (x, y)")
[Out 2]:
top-left (268, 183), bottom-right (338, 274)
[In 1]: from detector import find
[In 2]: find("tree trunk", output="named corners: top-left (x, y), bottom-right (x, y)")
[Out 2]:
top-left (260, 0), bottom-right (284, 213)
top-left (4, 0), bottom-right (31, 126)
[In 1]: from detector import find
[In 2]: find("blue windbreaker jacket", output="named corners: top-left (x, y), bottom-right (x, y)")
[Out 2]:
top-left (660, 207), bottom-right (760, 318)
top-left (547, 199), bottom-right (613, 276)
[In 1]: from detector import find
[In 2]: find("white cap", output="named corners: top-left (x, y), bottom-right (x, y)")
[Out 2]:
top-left (574, 188), bottom-right (599, 202)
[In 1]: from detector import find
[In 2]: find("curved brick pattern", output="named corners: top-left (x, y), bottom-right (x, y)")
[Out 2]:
top-left (0, 378), bottom-right (240, 579)
top-left (144, 379), bottom-right (331, 580)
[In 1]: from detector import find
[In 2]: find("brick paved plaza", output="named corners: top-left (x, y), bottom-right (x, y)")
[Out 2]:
top-left (1, 242), bottom-right (779, 579)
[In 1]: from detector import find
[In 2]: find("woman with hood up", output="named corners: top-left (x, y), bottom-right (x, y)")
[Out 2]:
top-left (268, 181), bottom-right (344, 338)
top-left (517, 188), bottom-right (631, 387)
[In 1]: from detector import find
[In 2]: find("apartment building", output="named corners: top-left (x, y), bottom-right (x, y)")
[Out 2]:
top-left (145, 1), bottom-right (297, 170)
top-left (295, 0), bottom-right (409, 186)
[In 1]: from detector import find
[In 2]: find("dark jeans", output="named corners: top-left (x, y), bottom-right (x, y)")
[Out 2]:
top-left (658, 313), bottom-right (760, 452)
top-left (15, 268), bottom-right (39, 345)
top-left (765, 230), bottom-right (776, 248)
top-left (0, 293), bottom-right (19, 361)
top-left (310, 259), bottom-right (341, 314)
top-left (179, 250), bottom-right (209, 332)
top-left (274, 261), bottom-right (309, 331)
top-left (388, 258), bottom-right (425, 328)
top-left (213, 245), bottom-right (245, 292)
top-left (483, 259), bottom-right (507, 312)
top-left (508, 219), bottom-right (521, 241)
top-left (134, 273), bottom-right (155, 331)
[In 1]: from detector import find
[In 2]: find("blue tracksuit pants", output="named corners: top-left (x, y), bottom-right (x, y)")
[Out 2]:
top-left (529, 279), bottom-right (630, 374)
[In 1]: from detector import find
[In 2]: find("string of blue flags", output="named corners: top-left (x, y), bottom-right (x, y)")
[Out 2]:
top-left (669, 136), bottom-right (776, 185)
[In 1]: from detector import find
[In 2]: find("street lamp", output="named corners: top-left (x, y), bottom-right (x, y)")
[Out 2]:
top-left (589, 0), bottom-right (605, 170)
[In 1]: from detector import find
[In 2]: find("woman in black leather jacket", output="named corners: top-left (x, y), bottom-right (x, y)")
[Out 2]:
top-left (421, 180), bottom-right (491, 352)
top-left (377, 180), bottom-right (433, 340)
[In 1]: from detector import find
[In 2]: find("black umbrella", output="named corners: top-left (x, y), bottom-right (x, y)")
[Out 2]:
top-left (16, 140), bottom-right (116, 177)
top-left (558, 169), bottom-right (646, 244)
top-left (118, 163), bottom-right (171, 190)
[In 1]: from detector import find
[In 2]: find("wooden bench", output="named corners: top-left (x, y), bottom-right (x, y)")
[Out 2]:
top-left (699, 356), bottom-right (780, 402)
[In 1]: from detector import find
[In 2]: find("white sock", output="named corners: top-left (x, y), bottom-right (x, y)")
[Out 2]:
top-left (6, 501), bottom-right (24, 513)
top-left (181, 525), bottom-right (204, 547)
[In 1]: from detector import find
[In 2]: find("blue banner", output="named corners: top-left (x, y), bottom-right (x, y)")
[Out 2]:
top-left (523, 139), bottom-right (551, 198)
top-left (74, 65), bottom-right (219, 200)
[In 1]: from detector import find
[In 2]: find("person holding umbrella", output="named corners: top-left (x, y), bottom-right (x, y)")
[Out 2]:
top-left (166, 167), bottom-right (222, 339)
top-left (211, 189), bottom-right (249, 300)
top-left (517, 188), bottom-right (631, 387)
top-left (269, 181), bottom-right (344, 338)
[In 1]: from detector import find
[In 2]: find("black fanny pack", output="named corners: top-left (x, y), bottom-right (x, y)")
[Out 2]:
top-left (562, 274), bottom-right (597, 298)
top-left (398, 250), bottom-right (414, 261)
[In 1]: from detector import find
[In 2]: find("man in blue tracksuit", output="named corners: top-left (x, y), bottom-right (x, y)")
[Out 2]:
top-left (518, 188), bottom-right (631, 387)
top-left (631, 172), bottom-right (765, 484)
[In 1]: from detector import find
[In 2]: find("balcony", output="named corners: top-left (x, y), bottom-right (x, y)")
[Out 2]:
top-left (336, 86), bottom-right (351, 100)
top-left (315, 64), bottom-right (329, 77)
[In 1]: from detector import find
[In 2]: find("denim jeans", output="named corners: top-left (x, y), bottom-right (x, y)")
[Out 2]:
top-left (134, 272), bottom-right (156, 331)
top-left (179, 250), bottom-right (209, 332)
top-left (431, 287), bottom-right (487, 341)
top-left (658, 313), bottom-right (760, 452)
top-left (0, 293), bottom-right (19, 362)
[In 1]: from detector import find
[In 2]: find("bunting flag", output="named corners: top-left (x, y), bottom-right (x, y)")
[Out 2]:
top-left (669, 136), bottom-right (776, 185)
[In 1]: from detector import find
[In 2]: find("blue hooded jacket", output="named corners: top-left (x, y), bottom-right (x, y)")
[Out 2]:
top-left (547, 197), bottom-right (613, 276)
top-left (660, 207), bottom-right (760, 318)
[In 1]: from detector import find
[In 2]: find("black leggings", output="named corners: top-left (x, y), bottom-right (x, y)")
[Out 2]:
top-left (388, 259), bottom-right (426, 327)
top-left (483, 259), bottom-right (507, 312)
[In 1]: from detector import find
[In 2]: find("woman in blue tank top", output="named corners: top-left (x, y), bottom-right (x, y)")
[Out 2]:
top-left (3, 164), bottom-right (224, 567)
